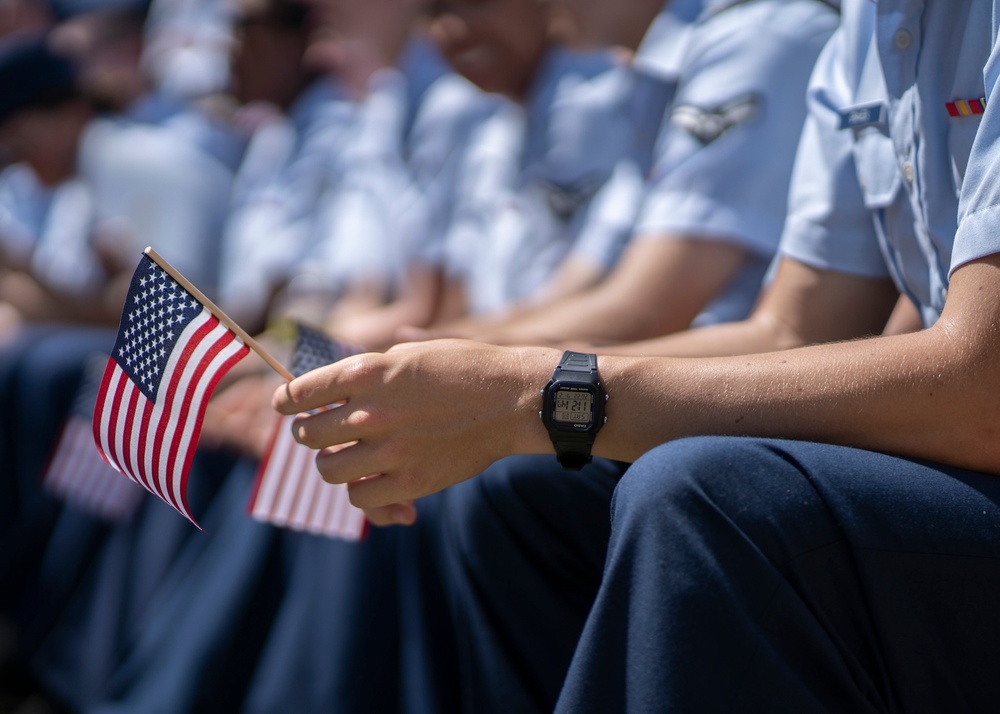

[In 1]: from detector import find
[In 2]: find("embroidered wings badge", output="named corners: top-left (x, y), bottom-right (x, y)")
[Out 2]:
top-left (539, 174), bottom-right (606, 222)
top-left (670, 93), bottom-right (761, 144)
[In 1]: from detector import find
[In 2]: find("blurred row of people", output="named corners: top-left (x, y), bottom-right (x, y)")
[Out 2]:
top-left (0, 0), bottom-right (867, 711)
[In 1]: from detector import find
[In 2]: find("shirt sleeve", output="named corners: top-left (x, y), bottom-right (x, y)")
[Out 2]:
top-left (637, 0), bottom-right (838, 259)
top-left (298, 69), bottom-right (429, 292)
top-left (951, 11), bottom-right (1000, 273)
top-left (777, 20), bottom-right (891, 279)
top-left (568, 158), bottom-right (645, 270)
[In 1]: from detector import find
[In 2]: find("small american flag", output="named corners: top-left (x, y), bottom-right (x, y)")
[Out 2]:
top-left (44, 354), bottom-right (145, 522)
top-left (92, 253), bottom-right (250, 527)
top-left (248, 324), bottom-right (367, 540)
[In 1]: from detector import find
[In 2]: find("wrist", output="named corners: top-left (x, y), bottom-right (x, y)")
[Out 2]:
top-left (505, 345), bottom-right (564, 457)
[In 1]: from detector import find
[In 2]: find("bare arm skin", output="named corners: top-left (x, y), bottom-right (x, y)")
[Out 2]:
top-left (598, 257), bottom-right (900, 357)
top-left (326, 264), bottom-right (442, 351)
top-left (273, 255), bottom-right (1000, 522)
top-left (423, 234), bottom-right (752, 346)
top-left (880, 292), bottom-right (924, 336)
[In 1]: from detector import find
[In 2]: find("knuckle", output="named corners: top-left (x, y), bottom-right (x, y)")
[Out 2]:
top-left (292, 415), bottom-right (323, 449)
top-left (344, 408), bottom-right (375, 429)
top-left (340, 353), bottom-right (383, 383)
top-left (314, 448), bottom-right (348, 483)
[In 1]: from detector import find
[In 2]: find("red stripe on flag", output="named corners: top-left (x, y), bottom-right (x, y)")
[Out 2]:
top-left (92, 357), bottom-right (114, 463)
top-left (133, 381), bottom-right (159, 501)
top-left (153, 312), bottom-right (219, 514)
top-left (170, 327), bottom-right (246, 520)
top-left (94, 362), bottom-right (126, 479)
top-left (161, 316), bottom-right (247, 523)
top-left (247, 417), bottom-right (281, 510)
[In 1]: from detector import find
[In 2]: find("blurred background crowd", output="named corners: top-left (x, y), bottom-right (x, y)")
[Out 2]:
top-left (0, 0), bottom-right (846, 711)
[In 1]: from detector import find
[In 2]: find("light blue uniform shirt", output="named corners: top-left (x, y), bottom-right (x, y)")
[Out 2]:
top-left (0, 163), bottom-right (53, 265)
top-left (2, 115), bottom-right (233, 299)
top-left (289, 38), bottom-right (501, 302)
top-left (0, 93), bottom-right (239, 300)
top-left (779, 0), bottom-right (1000, 327)
top-left (629, 0), bottom-right (839, 326)
top-left (78, 114), bottom-right (236, 296)
top-left (218, 80), bottom-right (355, 319)
top-left (453, 47), bottom-right (669, 315)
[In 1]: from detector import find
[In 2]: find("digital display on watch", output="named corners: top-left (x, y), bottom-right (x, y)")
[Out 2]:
top-left (553, 389), bottom-right (593, 424)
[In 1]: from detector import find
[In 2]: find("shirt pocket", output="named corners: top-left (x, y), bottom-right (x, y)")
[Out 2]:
top-left (852, 125), bottom-right (901, 209)
top-left (947, 116), bottom-right (981, 199)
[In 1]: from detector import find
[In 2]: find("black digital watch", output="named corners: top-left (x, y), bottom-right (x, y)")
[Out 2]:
top-left (540, 351), bottom-right (607, 470)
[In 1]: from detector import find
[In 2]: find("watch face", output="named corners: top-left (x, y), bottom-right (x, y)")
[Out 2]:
top-left (553, 389), bottom-right (593, 424)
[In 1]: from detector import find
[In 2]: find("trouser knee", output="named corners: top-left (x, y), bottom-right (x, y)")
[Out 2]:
top-left (612, 436), bottom-right (839, 565)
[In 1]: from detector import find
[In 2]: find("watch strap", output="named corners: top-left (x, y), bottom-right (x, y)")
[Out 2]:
top-left (545, 351), bottom-right (603, 470)
top-left (554, 351), bottom-right (597, 375)
top-left (551, 441), bottom-right (595, 471)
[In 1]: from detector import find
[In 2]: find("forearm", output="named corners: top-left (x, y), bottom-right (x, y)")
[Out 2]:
top-left (326, 266), bottom-right (442, 351)
top-left (483, 238), bottom-right (753, 346)
top-left (273, 261), bottom-right (1000, 513)
top-left (598, 313), bottom-right (801, 358)
top-left (600, 260), bottom-right (900, 358)
top-left (482, 285), bottom-right (683, 346)
top-left (587, 325), bottom-right (1000, 473)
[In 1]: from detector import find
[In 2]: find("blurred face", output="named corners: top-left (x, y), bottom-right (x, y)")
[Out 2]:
top-left (300, 0), bottom-right (412, 71)
top-left (0, 102), bottom-right (86, 185)
top-left (49, 10), bottom-right (147, 112)
top-left (229, 0), bottom-right (311, 106)
top-left (429, 0), bottom-right (550, 98)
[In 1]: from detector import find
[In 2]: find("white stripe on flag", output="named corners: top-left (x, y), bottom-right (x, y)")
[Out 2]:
top-left (249, 416), bottom-right (366, 541)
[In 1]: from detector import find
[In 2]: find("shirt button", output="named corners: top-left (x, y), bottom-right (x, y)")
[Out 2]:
top-left (902, 161), bottom-right (915, 184)
top-left (894, 29), bottom-right (913, 50)
top-left (940, 286), bottom-right (948, 302)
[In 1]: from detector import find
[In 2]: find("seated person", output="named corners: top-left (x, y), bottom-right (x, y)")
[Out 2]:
top-left (276, 0), bottom-right (1000, 711)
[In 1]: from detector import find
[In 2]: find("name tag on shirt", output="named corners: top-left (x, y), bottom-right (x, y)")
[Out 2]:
top-left (839, 102), bottom-right (885, 130)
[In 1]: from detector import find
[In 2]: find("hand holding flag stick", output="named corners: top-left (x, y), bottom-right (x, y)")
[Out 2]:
top-left (248, 323), bottom-right (367, 540)
top-left (92, 247), bottom-right (367, 537)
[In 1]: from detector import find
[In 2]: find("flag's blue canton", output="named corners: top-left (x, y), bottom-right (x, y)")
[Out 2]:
top-left (290, 324), bottom-right (348, 378)
top-left (112, 255), bottom-right (202, 401)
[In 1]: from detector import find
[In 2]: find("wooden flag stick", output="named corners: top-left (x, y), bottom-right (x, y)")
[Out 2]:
top-left (144, 246), bottom-right (295, 382)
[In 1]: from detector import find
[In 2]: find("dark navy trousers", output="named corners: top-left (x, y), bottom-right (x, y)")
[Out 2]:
top-left (246, 454), bottom-right (628, 714)
top-left (557, 436), bottom-right (1000, 713)
top-left (243, 456), bottom-right (625, 714)
top-left (418, 454), bottom-right (629, 714)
